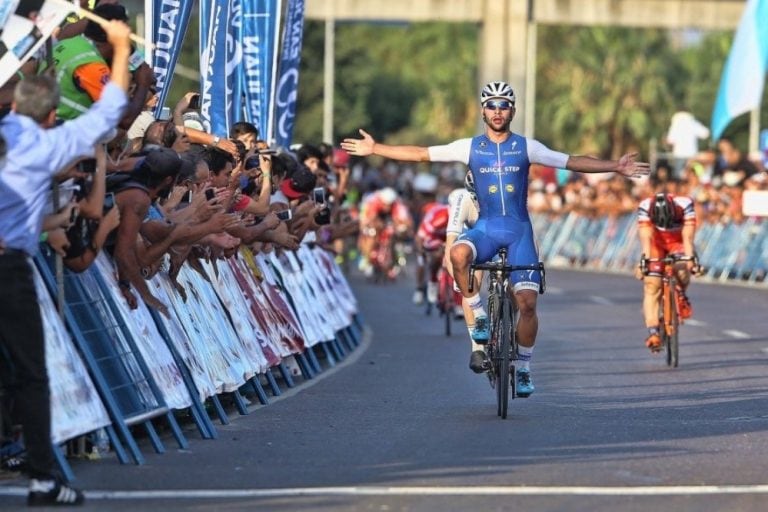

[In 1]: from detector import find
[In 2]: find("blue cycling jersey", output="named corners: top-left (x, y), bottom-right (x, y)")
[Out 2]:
top-left (467, 132), bottom-right (531, 222)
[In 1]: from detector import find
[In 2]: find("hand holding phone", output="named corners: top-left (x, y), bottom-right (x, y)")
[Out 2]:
top-left (103, 192), bottom-right (116, 213)
top-left (276, 209), bottom-right (292, 221)
top-left (205, 188), bottom-right (217, 202)
top-left (188, 93), bottom-right (200, 110)
top-left (312, 187), bottom-right (326, 205)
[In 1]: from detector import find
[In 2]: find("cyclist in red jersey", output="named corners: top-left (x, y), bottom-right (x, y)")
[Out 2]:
top-left (636, 191), bottom-right (697, 352)
top-left (414, 202), bottom-right (450, 305)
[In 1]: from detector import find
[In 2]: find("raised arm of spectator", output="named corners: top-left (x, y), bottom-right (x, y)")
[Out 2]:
top-left (185, 128), bottom-right (239, 158)
top-left (118, 63), bottom-right (156, 130)
top-left (76, 145), bottom-right (108, 219)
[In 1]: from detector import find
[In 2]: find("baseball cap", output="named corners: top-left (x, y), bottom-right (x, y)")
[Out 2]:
top-left (141, 147), bottom-right (182, 177)
top-left (280, 167), bottom-right (317, 200)
top-left (333, 148), bottom-right (350, 167)
top-left (84, 4), bottom-right (130, 43)
top-left (182, 112), bottom-right (205, 131)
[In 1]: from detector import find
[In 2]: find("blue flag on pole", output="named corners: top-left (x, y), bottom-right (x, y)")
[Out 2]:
top-left (240, 0), bottom-right (282, 138)
top-left (273, 0), bottom-right (306, 147)
top-left (711, 0), bottom-right (768, 141)
top-left (200, 0), bottom-right (236, 136)
top-left (151, 0), bottom-right (194, 116)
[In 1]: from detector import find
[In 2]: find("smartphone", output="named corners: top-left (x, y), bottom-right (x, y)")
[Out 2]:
top-left (276, 209), bottom-right (292, 221)
top-left (204, 188), bottom-right (216, 202)
top-left (103, 192), bottom-right (115, 212)
top-left (158, 106), bottom-right (172, 121)
top-left (312, 187), bottom-right (326, 205)
top-left (188, 94), bottom-right (200, 110)
top-left (257, 148), bottom-right (277, 155)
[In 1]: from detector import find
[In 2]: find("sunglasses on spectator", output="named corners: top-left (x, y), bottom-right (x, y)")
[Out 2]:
top-left (483, 100), bottom-right (514, 111)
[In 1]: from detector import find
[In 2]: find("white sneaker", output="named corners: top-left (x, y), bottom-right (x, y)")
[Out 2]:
top-left (412, 289), bottom-right (424, 305)
top-left (426, 281), bottom-right (438, 304)
top-left (452, 304), bottom-right (464, 318)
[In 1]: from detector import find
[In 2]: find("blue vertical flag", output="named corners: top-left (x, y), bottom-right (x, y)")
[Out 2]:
top-left (711, 0), bottom-right (768, 141)
top-left (240, 0), bottom-right (282, 138)
top-left (199, 0), bottom-right (236, 136)
top-left (273, 0), bottom-right (305, 147)
top-left (151, 0), bottom-right (194, 116)
top-left (228, 0), bottom-right (244, 123)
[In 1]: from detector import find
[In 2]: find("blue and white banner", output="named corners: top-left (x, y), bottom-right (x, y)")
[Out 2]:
top-left (151, 0), bottom-right (193, 116)
top-left (273, 0), bottom-right (305, 147)
top-left (228, 0), bottom-right (244, 123)
top-left (240, 0), bottom-right (281, 137)
top-left (711, 0), bottom-right (768, 140)
top-left (199, 0), bottom-right (238, 135)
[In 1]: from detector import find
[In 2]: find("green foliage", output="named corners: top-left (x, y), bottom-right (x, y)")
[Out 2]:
top-left (294, 21), bottom-right (478, 146)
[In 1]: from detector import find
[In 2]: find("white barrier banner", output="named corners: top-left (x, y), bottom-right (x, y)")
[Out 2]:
top-left (35, 266), bottom-right (111, 444)
top-left (93, 254), bottom-right (192, 410)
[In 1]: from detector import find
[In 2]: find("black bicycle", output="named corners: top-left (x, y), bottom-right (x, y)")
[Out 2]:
top-left (469, 249), bottom-right (545, 419)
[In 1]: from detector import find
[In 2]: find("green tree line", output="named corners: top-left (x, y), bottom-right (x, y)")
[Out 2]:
top-left (293, 21), bottom-right (767, 158)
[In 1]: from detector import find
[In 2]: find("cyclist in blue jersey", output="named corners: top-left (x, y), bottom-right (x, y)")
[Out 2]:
top-left (342, 81), bottom-right (649, 396)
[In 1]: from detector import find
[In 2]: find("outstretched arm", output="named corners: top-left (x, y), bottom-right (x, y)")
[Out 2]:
top-left (566, 153), bottom-right (650, 179)
top-left (341, 129), bottom-right (430, 162)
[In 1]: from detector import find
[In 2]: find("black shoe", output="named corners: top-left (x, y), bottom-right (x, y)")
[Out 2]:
top-left (469, 350), bottom-right (488, 373)
top-left (28, 479), bottom-right (85, 507)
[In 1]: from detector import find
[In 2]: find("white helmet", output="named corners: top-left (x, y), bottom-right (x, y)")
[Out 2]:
top-left (480, 81), bottom-right (515, 105)
top-left (378, 187), bottom-right (397, 206)
top-left (413, 173), bottom-right (438, 194)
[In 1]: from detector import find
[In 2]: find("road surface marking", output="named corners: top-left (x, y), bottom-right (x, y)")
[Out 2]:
top-left (5, 485), bottom-right (768, 499)
top-left (589, 295), bottom-right (614, 306)
top-left (723, 329), bottom-right (750, 339)
top-left (684, 319), bottom-right (706, 327)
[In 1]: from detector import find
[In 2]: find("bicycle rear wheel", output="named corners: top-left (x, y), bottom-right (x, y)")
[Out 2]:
top-left (497, 298), bottom-right (512, 419)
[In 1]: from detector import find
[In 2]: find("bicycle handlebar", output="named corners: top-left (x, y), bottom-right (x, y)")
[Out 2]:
top-left (639, 254), bottom-right (701, 275)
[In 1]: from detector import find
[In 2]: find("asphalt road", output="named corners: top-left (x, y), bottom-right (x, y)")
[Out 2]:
top-left (2, 268), bottom-right (768, 511)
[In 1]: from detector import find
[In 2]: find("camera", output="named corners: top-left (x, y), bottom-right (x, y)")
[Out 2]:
top-left (314, 206), bottom-right (331, 226)
top-left (103, 192), bottom-right (115, 213)
top-left (188, 94), bottom-right (200, 110)
top-left (77, 158), bottom-right (97, 173)
top-left (276, 209), bottom-right (293, 221)
top-left (312, 186), bottom-right (326, 205)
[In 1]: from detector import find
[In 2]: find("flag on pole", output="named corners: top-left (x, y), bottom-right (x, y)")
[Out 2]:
top-left (711, 0), bottom-right (768, 141)
top-left (199, 0), bottom-right (236, 135)
top-left (273, 0), bottom-right (305, 148)
top-left (150, 0), bottom-right (194, 116)
top-left (0, 0), bottom-right (71, 88)
top-left (240, 0), bottom-right (281, 137)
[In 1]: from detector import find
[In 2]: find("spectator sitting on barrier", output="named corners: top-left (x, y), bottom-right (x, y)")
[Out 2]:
top-left (0, 18), bottom-right (135, 507)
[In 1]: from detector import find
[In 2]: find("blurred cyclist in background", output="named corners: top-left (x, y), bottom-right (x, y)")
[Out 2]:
top-left (411, 173), bottom-right (442, 304)
top-left (358, 187), bottom-right (413, 277)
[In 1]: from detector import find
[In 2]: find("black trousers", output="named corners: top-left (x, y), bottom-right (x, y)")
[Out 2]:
top-left (0, 252), bottom-right (55, 479)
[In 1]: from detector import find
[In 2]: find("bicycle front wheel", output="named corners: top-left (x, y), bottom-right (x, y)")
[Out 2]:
top-left (667, 285), bottom-right (679, 368)
top-left (497, 297), bottom-right (512, 419)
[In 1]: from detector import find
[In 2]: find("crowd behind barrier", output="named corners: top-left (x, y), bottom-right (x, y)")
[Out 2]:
top-left (27, 242), bottom-right (362, 480)
top-left (531, 212), bottom-right (768, 285)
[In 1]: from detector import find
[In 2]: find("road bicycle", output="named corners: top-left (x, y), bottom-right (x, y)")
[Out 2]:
top-left (640, 254), bottom-right (698, 368)
top-left (470, 249), bottom-right (545, 419)
top-left (435, 265), bottom-right (461, 337)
